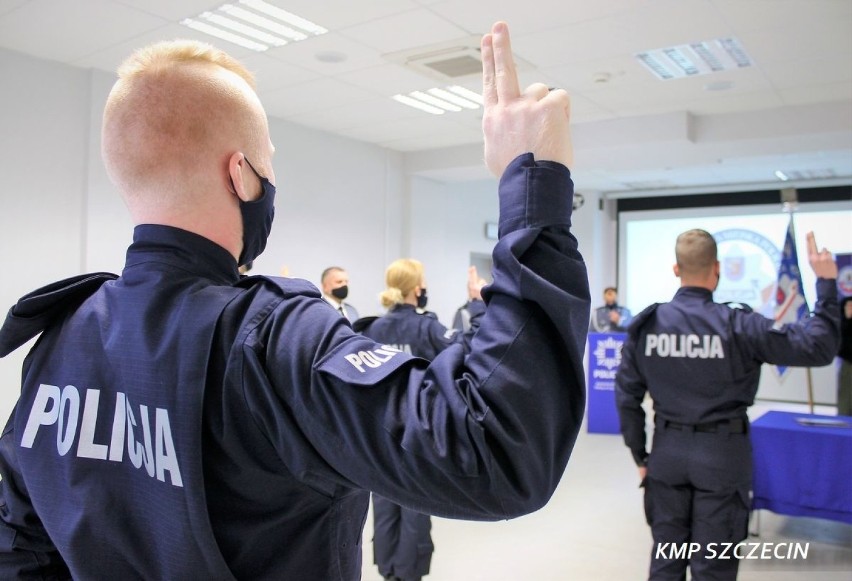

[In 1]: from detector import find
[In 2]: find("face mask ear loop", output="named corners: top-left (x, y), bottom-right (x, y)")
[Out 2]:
top-left (230, 156), bottom-right (264, 197)
top-left (243, 156), bottom-right (262, 179)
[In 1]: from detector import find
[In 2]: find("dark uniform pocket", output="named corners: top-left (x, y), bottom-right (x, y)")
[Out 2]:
top-left (415, 542), bottom-right (434, 576)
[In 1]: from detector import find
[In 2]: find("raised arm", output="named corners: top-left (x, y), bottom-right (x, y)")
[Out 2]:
top-left (258, 21), bottom-right (590, 521)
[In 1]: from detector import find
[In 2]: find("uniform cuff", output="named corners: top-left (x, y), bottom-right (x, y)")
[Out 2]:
top-left (816, 277), bottom-right (837, 299)
top-left (497, 153), bottom-right (573, 239)
top-left (632, 450), bottom-right (649, 467)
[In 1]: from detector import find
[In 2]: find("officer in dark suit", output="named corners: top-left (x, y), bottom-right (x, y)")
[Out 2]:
top-left (355, 260), bottom-right (485, 581)
top-left (0, 22), bottom-right (590, 579)
top-left (616, 228), bottom-right (840, 581)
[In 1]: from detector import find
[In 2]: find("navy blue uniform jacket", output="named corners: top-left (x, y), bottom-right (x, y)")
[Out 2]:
top-left (0, 154), bottom-right (589, 580)
top-left (616, 282), bottom-right (840, 466)
top-left (356, 301), bottom-right (485, 360)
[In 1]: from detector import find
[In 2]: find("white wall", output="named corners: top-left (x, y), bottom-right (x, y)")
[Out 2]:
top-left (407, 177), bottom-right (497, 325)
top-left (253, 120), bottom-right (405, 318)
top-left (0, 49), bottom-right (93, 425)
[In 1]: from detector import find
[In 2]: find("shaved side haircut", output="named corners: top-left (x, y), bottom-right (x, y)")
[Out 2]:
top-left (102, 40), bottom-right (264, 208)
top-left (675, 229), bottom-right (718, 277)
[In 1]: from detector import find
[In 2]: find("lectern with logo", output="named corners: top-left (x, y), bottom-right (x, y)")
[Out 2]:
top-left (586, 332), bottom-right (626, 434)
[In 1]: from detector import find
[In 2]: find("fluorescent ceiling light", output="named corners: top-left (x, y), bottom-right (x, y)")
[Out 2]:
top-left (717, 38), bottom-right (752, 68)
top-left (426, 88), bottom-right (479, 109)
top-left (239, 0), bottom-right (327, 35)
top-left (200, 12), bottom-right (287, 46)
top-left (409, 91), bottom-right (462, 112)
top-left (392, 86), bottom-right (483, 115)
top-left (392, 94), bottom-right (445, 115)
top-left (447, 85), bottom-right (484, 104)
top-left (220, 4), bottom-right (308, 41)
top-left (181, 19), bottom-right (269, 51)
top-left (636, 53), bottom-right (674, 80)
top-left (636, 37), bottom-right (754, 80)
top-left (181, 1), bottom-right (326, 52)
top-left (775, 169), bottom-right (836, 181)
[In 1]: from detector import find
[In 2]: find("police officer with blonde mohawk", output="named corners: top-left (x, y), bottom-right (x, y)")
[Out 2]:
top-left (616, 228), bottom-right (840, 581)
top-left (0, 22), bottom-right (589, 580)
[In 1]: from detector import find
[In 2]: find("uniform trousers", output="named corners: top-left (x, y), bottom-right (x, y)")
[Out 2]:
top-left (644, 420), bottom-right (751, 581)
top-left (372, 494), bottom-right (433, 581)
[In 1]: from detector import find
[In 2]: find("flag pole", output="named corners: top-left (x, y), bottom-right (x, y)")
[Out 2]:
top-left (776, 193), bottom-right (813, 408)
top-left (781, 199), bottom-right (814, 414)
top-left (786, 206), bottom-right (815, 414)
top-left (806, 367), bottom-right (815, 414)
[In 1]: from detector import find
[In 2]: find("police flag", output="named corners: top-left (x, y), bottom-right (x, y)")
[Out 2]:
top-left (773, 216), bottom-right (809, 377)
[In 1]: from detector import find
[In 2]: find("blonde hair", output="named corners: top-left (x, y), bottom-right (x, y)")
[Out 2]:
top-left (102, 39), bottom-right (263, 202)
top-left (115, 39), bottom-right (255, 88)
top-left (379, 259), bottom-right (424, 308)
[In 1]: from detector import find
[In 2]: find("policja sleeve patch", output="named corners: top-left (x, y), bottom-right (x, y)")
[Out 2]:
top-left (316, 336), bottom-right (419, 386)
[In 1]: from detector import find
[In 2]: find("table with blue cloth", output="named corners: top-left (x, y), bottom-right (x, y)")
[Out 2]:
top-left (751, 410), bottom-right (852, 524)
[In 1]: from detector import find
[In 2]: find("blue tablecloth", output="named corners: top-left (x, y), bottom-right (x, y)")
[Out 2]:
top-left (751, 410), bottom-right (852, 524)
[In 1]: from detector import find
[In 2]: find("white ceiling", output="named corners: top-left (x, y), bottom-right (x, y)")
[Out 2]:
top-left (1, 0), bottom-right (851, 193)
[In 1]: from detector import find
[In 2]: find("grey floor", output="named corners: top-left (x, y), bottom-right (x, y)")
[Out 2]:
top-left (359, 401), bottom-right (852, 580)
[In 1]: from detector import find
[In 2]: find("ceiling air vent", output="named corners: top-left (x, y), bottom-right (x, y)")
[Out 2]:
top-left (423, 51), bottom-right (483, 78)
top-left (385, 35), bottom-right (532, 82)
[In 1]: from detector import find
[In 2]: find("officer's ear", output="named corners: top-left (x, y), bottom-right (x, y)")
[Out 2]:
top-left (227, 152), bottom-right (257, 203)
top-left (672, 263), bottom-right (680, 278)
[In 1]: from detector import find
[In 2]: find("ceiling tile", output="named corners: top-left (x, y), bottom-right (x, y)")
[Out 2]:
top-left (0, 0), bottom-right (168, 63)
top-left (282, 96), bottom-right (429, 132)
top-left (263, 77), bottom-right (377, 118)
top-left (108, 0), bottom-right (221, 21)
top-left (70, 22), bottom-right (257, 72)
top-left (427, 0), bottom-right (640, 36)
top-left (511, 0), bottom-right (733, 70)
top-left (263, 32), bottom-right (384, 75)
top-left (761, 55), bottom-right (852, 90)
top-left (340, 8), bottom-right (470, 53)
top-left (778, 82), bottom-right (852, 108)
top-left (251, 0), bottom-right (419, 30)
top-left (738, 19), bottom-right (852, 67)
top-left (238, 52), bottom-right (323, 93)
top-left (712, 0), bottom-right (852, 34)
top-left (681, 89), bottom-right (787, 116)
top-left (337, 114), bottom-right (463, 143)
top-left (335, 63), bottom-right (443, 95)
top-left (0, 0), bottom-right (848, 187)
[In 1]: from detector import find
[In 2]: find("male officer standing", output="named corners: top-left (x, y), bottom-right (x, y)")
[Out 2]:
top-left (616, 228), bottom-right (839, 581)
top-left (0, 22), bottom-right (589, 579)
top-left (321, 265), bottom-right (360, 321)
top-left (590, 286), bottom-right (632, 332)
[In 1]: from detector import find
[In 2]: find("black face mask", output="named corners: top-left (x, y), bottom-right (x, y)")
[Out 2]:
top-left (417, 288), bottom-right (428, 309)
top-left (237, 157), bottom-right (276, 267)
top-left (331, 285), bottom-right (349, 300)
